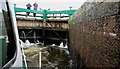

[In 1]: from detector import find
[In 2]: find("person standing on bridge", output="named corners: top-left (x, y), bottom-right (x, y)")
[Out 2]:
top-left (26, 3), bottom-right (32, 16)
top-left (33, 2), bottom-right (38, 17)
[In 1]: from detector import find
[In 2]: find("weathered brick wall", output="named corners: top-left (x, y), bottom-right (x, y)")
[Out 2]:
top-left (69, 1), bottom-right (120, 67)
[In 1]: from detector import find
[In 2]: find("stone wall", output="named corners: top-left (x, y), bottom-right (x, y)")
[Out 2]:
top-left (69, 1), bottom-right (120, 67)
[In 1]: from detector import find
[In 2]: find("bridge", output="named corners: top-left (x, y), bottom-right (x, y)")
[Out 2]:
top-left (14, 4), bottom-right (76, 44)
top-left (14, 4), bottom-right (76, 19)
top-left (14, 4), bottom-right (76, 29)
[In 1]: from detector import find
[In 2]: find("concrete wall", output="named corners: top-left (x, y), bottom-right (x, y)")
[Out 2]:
top-left (69, 1), bottom-right (120, 67)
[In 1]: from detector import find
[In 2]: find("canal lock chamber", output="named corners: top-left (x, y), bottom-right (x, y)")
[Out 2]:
top-left (18, 28), bottom-right (75, 68)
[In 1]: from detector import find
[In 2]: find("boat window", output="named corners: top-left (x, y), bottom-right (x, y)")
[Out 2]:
top-left (0, 9), bottom-right (7, 36)
top-left (0, 1), bottom-right (16, 67)
top-left (0, 0), bottom-right (8, 36)
top-left (0, 8), bottom-right (8, 67)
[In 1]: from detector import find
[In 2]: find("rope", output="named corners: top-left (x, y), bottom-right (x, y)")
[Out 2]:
top-left (41, 54), bottom-right (55, 68)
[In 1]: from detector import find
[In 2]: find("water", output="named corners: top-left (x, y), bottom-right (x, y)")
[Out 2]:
top-left (23, 43), bottom-right (71, 68)
top-left (22, 31), bottom-right (26, 41)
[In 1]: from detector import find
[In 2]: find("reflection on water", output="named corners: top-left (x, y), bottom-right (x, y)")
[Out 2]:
top-left (24, 44), bottom-right (71, 68)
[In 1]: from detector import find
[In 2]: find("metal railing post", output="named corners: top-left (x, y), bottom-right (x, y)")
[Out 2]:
top-left (39, 52), bottom-right (41, 69)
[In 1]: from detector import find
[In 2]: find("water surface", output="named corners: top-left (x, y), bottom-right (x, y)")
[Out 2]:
top-left (24, 44), bottom-right (71, 68)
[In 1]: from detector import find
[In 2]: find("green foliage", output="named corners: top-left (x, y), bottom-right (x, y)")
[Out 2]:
top-left (68, 19), bottom-right (76, 25)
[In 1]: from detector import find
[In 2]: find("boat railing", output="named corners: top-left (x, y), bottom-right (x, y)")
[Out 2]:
top-left (19, 40), bottom-right (28, 68)
top-left (3, 53), bottom-right (16, 68)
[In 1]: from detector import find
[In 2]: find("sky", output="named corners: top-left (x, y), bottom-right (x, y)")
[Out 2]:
top-left (10, 0), bottom-right (86, 11)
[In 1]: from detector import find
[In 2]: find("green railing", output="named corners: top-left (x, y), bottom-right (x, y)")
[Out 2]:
top-left (14, 4), bottom-right (77, 20)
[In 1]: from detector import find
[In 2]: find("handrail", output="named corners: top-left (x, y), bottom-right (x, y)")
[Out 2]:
top-left (14, 7), bottom-right (76, 15)
top-left (19, 40), bottom-right (28, 68)
top-left (14, 4), bottom-right (77, 19)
